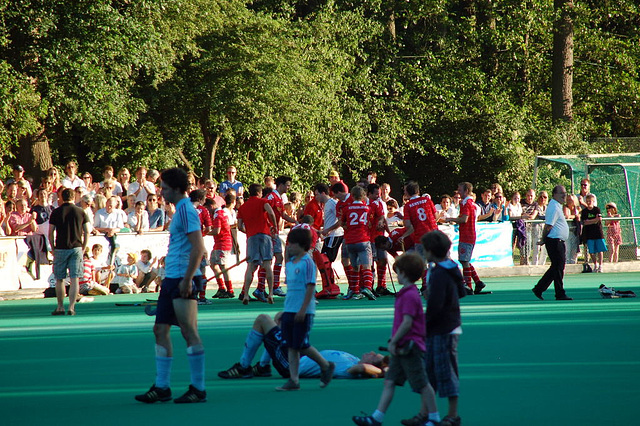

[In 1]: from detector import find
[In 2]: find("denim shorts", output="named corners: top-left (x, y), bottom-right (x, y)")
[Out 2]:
top-left (247, 234), bottom-right (273, 263)
top-left (347, 242), bottom-right (372, 268)
top-left (272, 235), bottom-right (283, 254)
top-left (53, 247), bottom-right (83, 280)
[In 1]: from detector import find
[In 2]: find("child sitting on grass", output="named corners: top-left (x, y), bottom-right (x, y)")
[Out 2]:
top-left (352, 252), bottom-right (439, 426)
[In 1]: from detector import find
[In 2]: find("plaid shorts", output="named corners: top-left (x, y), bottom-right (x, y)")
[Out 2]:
top-left (425, 334), bottom-right (460, 397)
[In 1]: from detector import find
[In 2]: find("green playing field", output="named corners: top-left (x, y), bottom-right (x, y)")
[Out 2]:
top-left (1, 272), bottom-right (638, 425)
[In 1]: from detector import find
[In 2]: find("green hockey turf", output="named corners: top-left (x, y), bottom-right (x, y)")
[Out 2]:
top-left (0, 272), bottom-right (638, 425)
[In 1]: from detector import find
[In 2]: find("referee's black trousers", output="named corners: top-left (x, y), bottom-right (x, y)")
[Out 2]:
top-left (533, 237), bottom-right (567, 298)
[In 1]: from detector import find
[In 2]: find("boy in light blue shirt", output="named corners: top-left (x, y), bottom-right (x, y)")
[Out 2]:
top-left (276, 227), bottom-right (335, 391)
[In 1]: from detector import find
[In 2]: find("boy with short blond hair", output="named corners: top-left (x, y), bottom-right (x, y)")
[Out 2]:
top-left (352, 252), bottom-right (439, 426)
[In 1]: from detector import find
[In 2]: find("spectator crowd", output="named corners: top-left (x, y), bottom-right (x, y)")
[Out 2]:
top-left (0, 162), bottom-right (624, 300)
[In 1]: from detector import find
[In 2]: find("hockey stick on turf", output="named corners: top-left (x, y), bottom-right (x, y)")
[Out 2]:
top-left (115, 302), bottom-right (157, 307)
top-left (205, 258), bottom-right (247, 282)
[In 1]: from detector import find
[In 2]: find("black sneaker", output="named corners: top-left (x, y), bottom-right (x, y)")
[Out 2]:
top-left (375, 286), bottom-right (394, 296)
top-left (473, 281), bottom-right (486, 294)
top-left (218, 362), bottom-right (253, 379)
top-left (252, 363), bottom-right (272, 377)
top-left (134, 385), bottom-right (172, 403)
top-left (352, 415), bottom-right (382, 426)
top-left (361, 288), bottom-right (377, 301)
top-left (440, 415), bottom-right (461, 426)
top-left (212, 288), bottom-right (227, 298)
top-left (174, 385), bottom-right (206, 403)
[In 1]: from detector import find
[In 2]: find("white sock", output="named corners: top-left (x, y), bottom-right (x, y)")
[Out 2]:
top-left (372, 410), bottom-right (385, 423)
top-left (239, 329), bottom-right (263, 368)
top-left (155, 356), bottom-right (172, 389)
top-left (429, 412), bottom-right (441, 422)
top-left (187, 345), bottom-right (205, 391)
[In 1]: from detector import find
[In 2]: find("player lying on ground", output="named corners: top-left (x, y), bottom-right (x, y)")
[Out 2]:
top-left (218, 312), bottom-right (388, 380)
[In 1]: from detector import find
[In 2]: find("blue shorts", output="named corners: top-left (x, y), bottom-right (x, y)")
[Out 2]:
top-left (370, 242), bottom-right (387, 262)
top-left (587, 239), bottom-right (608, 254)
top-left (264, 326), bottom-right (290, 378)
top-left (280, 312), bottom-right (314, 350)
top-left (272, 235), bottom-right (283, 254)
top-left (458, 242), bottom-right (474, 263)
top-left (155, 276), bottom-right (205, 326)
top-left (247, 234), bottom-right (273, 263)
top-left (425, 334), bottom-right (460, 398)
top-left (347, 242), bottom-right (372, 268)
top-left (53, 247), bottom-right (83, 280)
top-left (341, 242), bottom-right (350, 259)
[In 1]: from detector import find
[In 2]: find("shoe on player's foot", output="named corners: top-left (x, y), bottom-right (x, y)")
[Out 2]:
top-left (375, 286), bottom-right (394, 296)
top-left (343, 289), bottom-right (358, 300)
top-left (401, 413), bottom-right (430, 426)
top-left (197, 298), bottom-right (213, 305)
top-left (252, 289), bottom-right (268, 303)
top-left (361, 288), bottom-right (377, 301)
top-left (440, 415), bottom-right (461, 426)
top-left (218, 362), bottom-right (253, 379)
top-left (221, 290), bottom-right (234, 299)
top-left (275, 379), bottom-right (300, 391)
top-left (352, 414), bottom-right (382, 426)
top-left (319, 361), bottom-right (335, 388)
top-left (212, 288), bottom-right (226, 298)
top-left (473, 281), bottom-right (486, 294)
top-left (252, 363), bottom-right (272, 377)
top-left (134, 384), bottom-right (172, 403)
top-left (272, 287), bottom-right (286, 297)
top-left (174, 385), bottom-right (207, 403)
top-left (352, 293), bottom-right (365, 300)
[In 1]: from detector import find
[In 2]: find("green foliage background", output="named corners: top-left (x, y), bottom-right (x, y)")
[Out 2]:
top-left (1, 0), bottom-right (639, 196)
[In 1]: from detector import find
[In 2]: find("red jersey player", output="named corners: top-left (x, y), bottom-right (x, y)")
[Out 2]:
top-left (210, 200), bottom-right (234, 298)
top-left (339, 185), bottom-right (376, 300)
top-left (374, 227), bottom-right (415, 258)
top-left (397, 181), bottom-right (437, 259)
top-left (445, 182), bottom-right (487, 294)
top-left (237, 184), bottom-right (278, 304)
top-left (256, 176), bottom-right (297, 299)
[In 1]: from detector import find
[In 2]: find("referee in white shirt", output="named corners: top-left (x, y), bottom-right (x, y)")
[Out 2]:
top-left (532, 185), bottom-right (572, 301)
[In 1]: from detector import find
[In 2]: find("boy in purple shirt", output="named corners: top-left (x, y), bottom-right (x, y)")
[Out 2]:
top-left (352, 252), bottom-right (439, 426)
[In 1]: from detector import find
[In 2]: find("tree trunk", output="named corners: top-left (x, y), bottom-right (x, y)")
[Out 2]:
top-left (478, 0), bottom-right (498, 76)
top-left (552, 0), bottom-right (574, 122)
top-left (17, 127), bottom-right (53, 185)
top-left (199, 112), bottom-right (220, 180)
